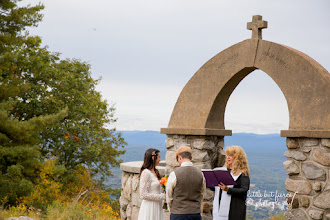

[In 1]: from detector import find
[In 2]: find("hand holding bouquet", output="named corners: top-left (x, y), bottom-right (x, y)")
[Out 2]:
top-left (160, 175), bottom-right (168, 209)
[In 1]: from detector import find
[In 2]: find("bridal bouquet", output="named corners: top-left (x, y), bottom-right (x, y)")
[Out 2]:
top-left (160, 175), bottom-right (168, 209)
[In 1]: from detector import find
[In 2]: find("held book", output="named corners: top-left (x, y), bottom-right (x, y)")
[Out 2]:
top-left (201, 167), bottom-right (237, 187)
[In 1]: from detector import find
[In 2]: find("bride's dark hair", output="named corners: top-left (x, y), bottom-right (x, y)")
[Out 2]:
top-left (139, 148), bottom-right (161, 180)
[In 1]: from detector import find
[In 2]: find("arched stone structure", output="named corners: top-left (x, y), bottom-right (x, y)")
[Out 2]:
top-left (161, 39), bottom-right (330, 138)
top-left (160, 16), bottom-right (330, 220)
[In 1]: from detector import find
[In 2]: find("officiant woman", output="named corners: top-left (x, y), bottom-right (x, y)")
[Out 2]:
top-left (210, 145), bottom-right (250, 220)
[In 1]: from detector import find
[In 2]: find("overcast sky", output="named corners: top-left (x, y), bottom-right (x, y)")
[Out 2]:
top-left (25, 0), bottom-right (330, 134)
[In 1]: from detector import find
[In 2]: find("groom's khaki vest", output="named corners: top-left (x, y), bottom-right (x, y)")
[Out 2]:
top-left (171, 166), bottom-right (203, 214)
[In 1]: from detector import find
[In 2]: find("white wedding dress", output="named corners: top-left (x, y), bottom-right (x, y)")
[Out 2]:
top-left (138, 169), bottom-right (165, 220)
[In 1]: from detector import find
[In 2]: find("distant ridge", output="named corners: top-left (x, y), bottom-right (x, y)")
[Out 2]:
top-left (119, 130), bottom-right (286, 152)
top-left (225, 133), bottom-right (286, 151)
top-left (119, 130), bottom-right (166, 147)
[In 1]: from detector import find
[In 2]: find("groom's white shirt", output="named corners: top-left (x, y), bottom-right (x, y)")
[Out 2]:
top-left (165, 161), bottom-right (206, 212)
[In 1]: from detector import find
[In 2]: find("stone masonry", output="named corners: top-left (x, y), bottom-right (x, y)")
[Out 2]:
top-left (283, 138), bottom-right (330, 220)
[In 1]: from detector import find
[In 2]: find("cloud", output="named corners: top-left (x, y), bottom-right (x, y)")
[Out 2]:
top-left (26, 0), bottom-right (329, 133)
top-left (97, 80), bottom-right (180, 130)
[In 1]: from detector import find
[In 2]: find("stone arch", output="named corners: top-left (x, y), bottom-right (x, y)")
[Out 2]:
top-left (161, 39), bottom-right (330, 138)
top-left (160, 29), bottom-right (330, 219)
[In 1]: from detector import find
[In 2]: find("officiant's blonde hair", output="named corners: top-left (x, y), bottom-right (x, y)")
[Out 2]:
top-left (225, 145), bottom-right (250, 176)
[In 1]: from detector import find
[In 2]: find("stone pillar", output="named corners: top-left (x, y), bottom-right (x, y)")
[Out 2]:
top-left (283, 138), bottom-right (330, 220)
top-left (164, 134), bottom-right (226, 220)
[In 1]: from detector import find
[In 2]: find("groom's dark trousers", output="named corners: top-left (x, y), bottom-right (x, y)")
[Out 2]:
top-left (170, 213), bottom-right (201, 220)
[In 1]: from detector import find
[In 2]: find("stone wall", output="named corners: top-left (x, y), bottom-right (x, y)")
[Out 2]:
top-left (283, 138), bottom-right (330, 220)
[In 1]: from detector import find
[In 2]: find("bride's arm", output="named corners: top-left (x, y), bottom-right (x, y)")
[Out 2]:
top-left (139, 170), bottom-right (165, 201)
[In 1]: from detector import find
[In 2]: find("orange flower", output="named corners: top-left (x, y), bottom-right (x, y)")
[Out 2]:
top-left (159, 175), bottom-right (168, 210)
top-left (160, 177), bottom-right (166, 185)
top-left (160, 175), bottom-right (168, 188)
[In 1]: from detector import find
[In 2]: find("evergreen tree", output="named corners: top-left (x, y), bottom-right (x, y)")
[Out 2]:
top-left (0, 0), bottom-right (66, 206)
top-left (0, 0), bottom-right (126, 206)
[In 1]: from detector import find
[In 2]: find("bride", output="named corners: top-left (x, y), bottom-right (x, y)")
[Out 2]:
top-left (138, 148), bottom-right (165, 220)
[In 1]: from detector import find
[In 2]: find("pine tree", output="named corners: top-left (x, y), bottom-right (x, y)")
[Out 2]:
top-left (0, 0), bottom-right (125, 206)
top-left (0, 0), bottom-right (67, 206)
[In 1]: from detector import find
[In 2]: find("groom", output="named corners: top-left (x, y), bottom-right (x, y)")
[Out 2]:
top-left (166, 145), bottom-right (206, 220)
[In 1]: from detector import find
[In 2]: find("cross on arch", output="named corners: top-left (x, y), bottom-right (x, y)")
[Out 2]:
top-left (247, 15), bottom-right (268, 39)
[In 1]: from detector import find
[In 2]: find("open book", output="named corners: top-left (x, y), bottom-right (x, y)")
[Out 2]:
top-left (201, 167), bottom-right (237, 187)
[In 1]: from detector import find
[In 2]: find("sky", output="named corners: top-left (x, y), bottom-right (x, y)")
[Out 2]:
top-left (24, 0), bottom-right (330, 134)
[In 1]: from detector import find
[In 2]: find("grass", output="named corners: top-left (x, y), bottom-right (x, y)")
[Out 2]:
top-left (0, 200), bottom-right (120, 220)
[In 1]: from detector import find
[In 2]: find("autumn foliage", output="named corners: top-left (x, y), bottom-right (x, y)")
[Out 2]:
top-left (0, 159), bottom-right (120, 219)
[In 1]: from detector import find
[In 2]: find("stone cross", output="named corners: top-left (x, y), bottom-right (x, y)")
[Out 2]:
top-left (247, 15), bottom-right (268, 39)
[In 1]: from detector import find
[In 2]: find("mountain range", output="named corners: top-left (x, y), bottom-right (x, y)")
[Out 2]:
top-left (120, 130), bottom-right (287, 152)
